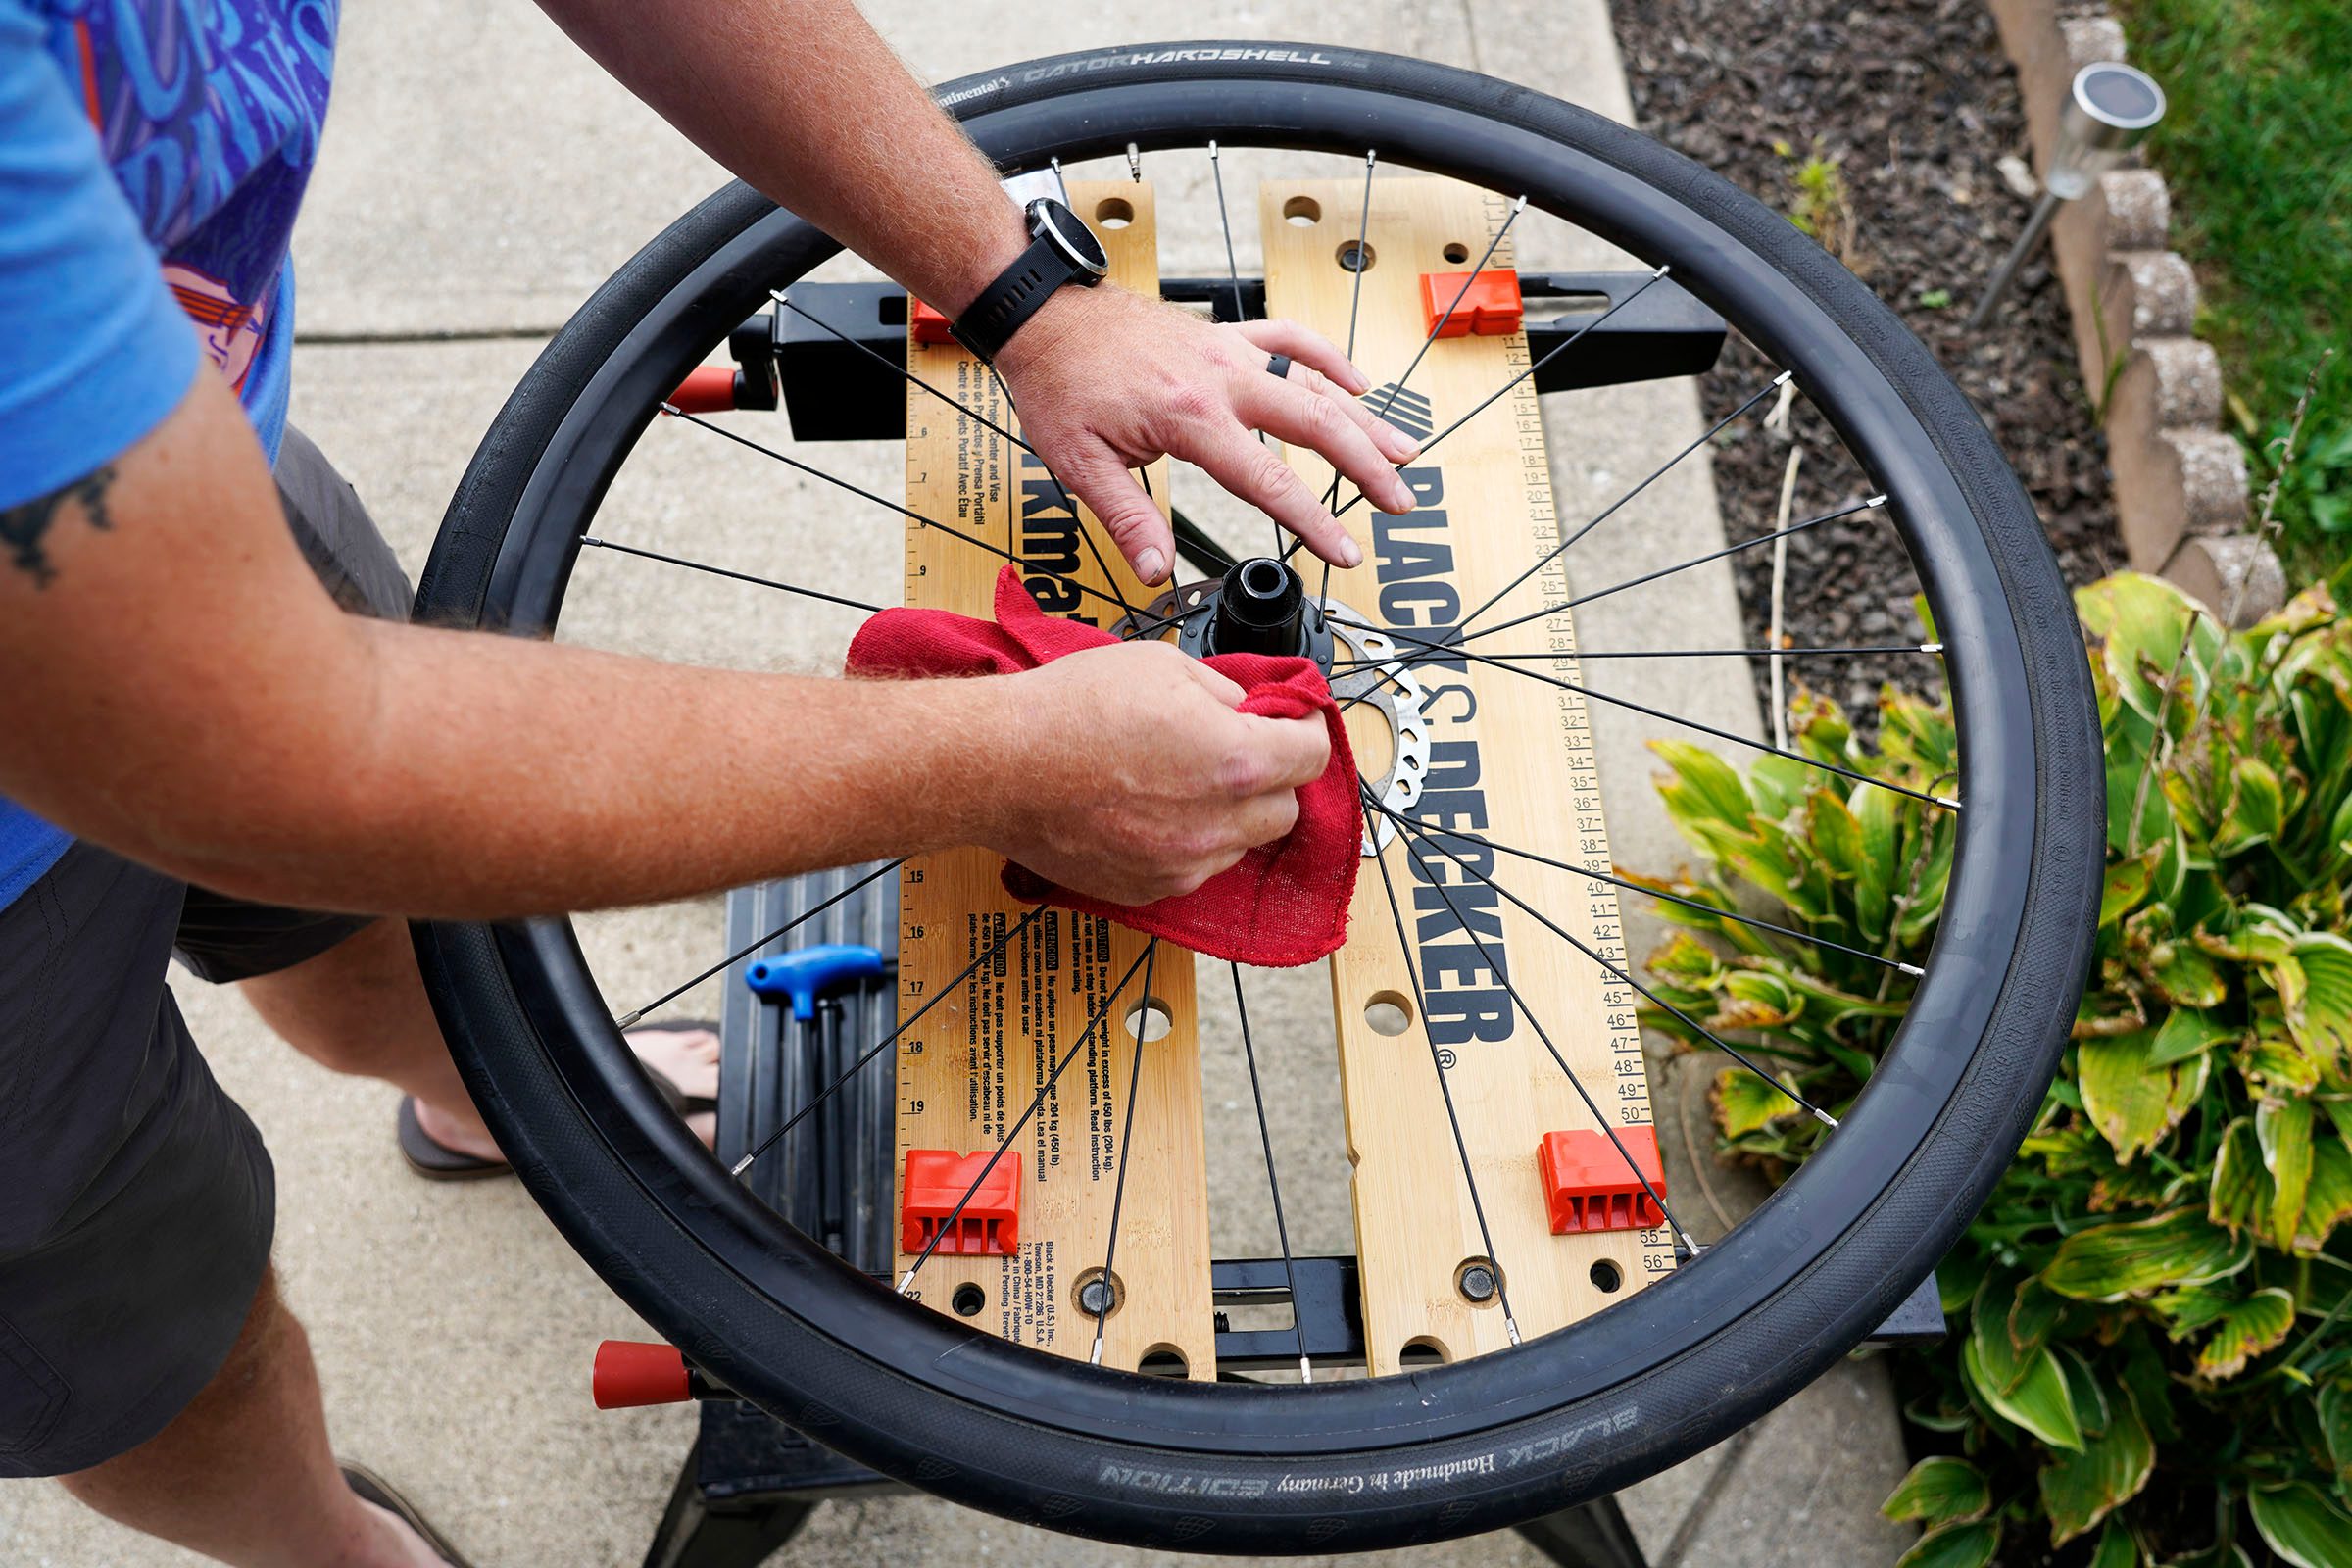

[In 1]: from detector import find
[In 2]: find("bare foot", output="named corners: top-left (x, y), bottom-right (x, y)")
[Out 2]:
top-left (411, 1024), bottom-right (722, 1163)
top-left (356, 1498), bottom-right (449, 1568)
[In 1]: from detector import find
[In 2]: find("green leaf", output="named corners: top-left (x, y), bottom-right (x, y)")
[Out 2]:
top-left (2193, 1287), bottom-right (2297, 1381)
top-left (1882, 1455), bottom-right (1990, 1527)
top-left (2210, 1119), bottom-right (2272, 1236)
top-left (2144, 940), bottom-right (2230, 1009)
top-left (2080, 1031), bottom-right (2199, 1163)
top-left (2319, 1381), bottom-right (2352, 1486)
top-left (2076, 572), bottom-right (2217, 724)
top-left (2289, 934), bottom-right (2352, 1063)
top-left (2296, 1139), bottom-right (2352, 1251)
top-left (1806, 789), bottom-right (1864, 880)
top-left (1963, 1333), bottom-right (2084, 1451)
top-left (1647, 931), bottom-right (1722, 984)
top-left (2215, 756), bottom-right (2286, 853)
top-left (1852, 782), bottom-right (1900, 942)
top-left (2043, 1209), bottom-right (2255, 1301)
top-left (1714, 1066), bottom-right (1802, 1139)
top-left (2249, 1481), bottom-right (2352, 1568)
top-left (1652, 740), bottom-right (1754, 835)
top-left (2262, 1096), bottom-right (2318, 1244)
top-left (2102, 858), bottom-right (2154, 927)
top-left (1894, 1518), bottom-right (1999, 1568)
top-left (2009, 1278), bottom-right (2066, 1363)
top-left (2086, 1517), bottom-right (2140, 1568)
top-left (2038, 1384), bottom-right (2154, 1545)
top-left (2149, 1006), bottom-right (2237, 1066)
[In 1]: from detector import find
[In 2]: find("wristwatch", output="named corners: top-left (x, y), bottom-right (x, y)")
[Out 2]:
top-left (949, 197), bottom-right (1110, 362)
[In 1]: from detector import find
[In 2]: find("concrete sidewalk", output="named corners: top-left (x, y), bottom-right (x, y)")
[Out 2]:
top-left (0, 4), bottom-right (1910, 1565)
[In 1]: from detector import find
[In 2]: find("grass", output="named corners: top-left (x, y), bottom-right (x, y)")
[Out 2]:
top-left (2112, 0), bottom-right (2351, 578)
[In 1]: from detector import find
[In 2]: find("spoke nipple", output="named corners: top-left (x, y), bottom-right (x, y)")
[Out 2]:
top-left (1512, 194), bottom-right (1529, 211)
top-left (1936, 796), bottom-right (1963, 810)
top-left (729, 1154), bottom-right (756, 1178)
top-left (612, 1005), bottom-right (642, 1028)
top-left (1089, 1338), bottom-right (1105, 1367)
top-left (1866, 493), bottom-right (1889, 508)
top-left (1208, 139), bottom-right (1219, 158)
top-left (1299, 1356), bottom-right (1315, 1384)
top-left (895, 1268), bottom-right (917, 1296)
top-left (1652, 263), bottom-right (1671, 277)
top-left (1899, 962), bottom-right (1926, 978)
top-left (1813, 1108), bottom-right (1841, 1129)
top-left (1503, 1315), bottom-right (1522, 1347)
top-left (659, 401), bottom-right (681, 416)
top-left (1676, 1229), bottom-right (1702, 1255)
top-left (1126, 141), bottom-right (1142, 181)
top-left (1772, 369), bottom-right (1793, 386)
top-left (1921, 642), bottom-right (1945, 654)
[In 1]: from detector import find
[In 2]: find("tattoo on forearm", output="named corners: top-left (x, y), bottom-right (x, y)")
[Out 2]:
top-left (0, 466), bottom-right (118, 586)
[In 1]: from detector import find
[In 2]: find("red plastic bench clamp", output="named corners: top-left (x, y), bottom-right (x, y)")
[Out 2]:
top-left (666, 364), bottom-right (740, 414)
top-left (908, 297), bottom-right (956, 346)
top-left (592, 1341), bottom-right (692, 1408)
top-left (1419, 268), bottom-right (1524, 338)
top-left (1538, 1126), bottom-right (1667, 1235)
top-left (902, 1149), bottom-right (1021, 1255)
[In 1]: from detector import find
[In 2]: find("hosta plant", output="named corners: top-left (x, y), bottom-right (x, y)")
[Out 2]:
top-left (1635, 574), bottom-right (2352, 1567)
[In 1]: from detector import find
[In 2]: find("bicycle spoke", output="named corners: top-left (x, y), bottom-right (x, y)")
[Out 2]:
top-left (661, 404), bottom-right (1135, 622)
top-left (1284, 194), bottom-right (1526, 564)
top-left (731, 903), bottom-right (1051, 1178)
top-left (1232, 962), bottom-right (1311, 1382)
top-left (1368, 845), bottom-right (1523, 1346)
top-left (1368, 797), bottom-right (1840, 1128)
top-left (1367, 785), bottom-right (1699, 1255)
top-left (1091, 939), bottom-right (1160, 1366)
top-left (1342, 618), bottom-right (1960, 810)
top-left (772, 290), bottom-right (1030, 454)
top-left (577, 535), bottom-right (885, 616)
top-left (614, 858), bottom-right (907, 1029)
top-left (990, 368), bottom-right (1139, 621)
top-left (777, 282), bottom-right (1144, 619)
top-left (1436, 369), bottom-right (1790, 639)
top-left (1556, 494), bottom-right (1885, 614)
top-left (1340, 149), bottom-right (1378, 360)
top-left (1351, 808), bottom-right (1921, 976)
top-left (1330, 642), bottom-right (1941, 668)
top-left (898, 941), bottom-right (1156, 1294)
top-left (1316, 265), bottom-right (1673, 530)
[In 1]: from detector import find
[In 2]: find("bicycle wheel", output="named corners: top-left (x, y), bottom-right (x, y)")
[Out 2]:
top-left (411, 41), bottom-right (2102, 1553)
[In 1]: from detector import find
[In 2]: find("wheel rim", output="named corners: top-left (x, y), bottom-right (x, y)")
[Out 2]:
top-left (416, 43), bottom-right (2089, 1515)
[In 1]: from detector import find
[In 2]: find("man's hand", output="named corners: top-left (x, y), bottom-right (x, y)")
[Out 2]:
top-left (975, 641), bottom-right (1332, 906)
top-left (997, 285), bottom-right (1421, 584)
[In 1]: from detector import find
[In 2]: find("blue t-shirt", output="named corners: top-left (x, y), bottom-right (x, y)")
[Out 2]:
top-left (0, 0), bottom-right (335, 909)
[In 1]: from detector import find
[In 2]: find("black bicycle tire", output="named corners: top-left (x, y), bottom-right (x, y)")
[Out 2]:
top-left (410, 42), bottom-right (2103, 1553)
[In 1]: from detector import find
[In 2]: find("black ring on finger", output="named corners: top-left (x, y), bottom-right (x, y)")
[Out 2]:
top-left (1264, 353), bottom-right (1292, 378)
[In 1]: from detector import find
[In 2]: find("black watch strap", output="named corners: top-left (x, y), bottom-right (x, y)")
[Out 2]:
top-left (950, 231), bottom-right (1071, 361)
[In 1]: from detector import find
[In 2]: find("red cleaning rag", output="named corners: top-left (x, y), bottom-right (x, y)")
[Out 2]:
top-left (846, 565), bottom-right (1360, 966)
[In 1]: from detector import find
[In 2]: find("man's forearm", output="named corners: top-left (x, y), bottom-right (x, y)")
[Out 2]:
top-left (538, 0), bottom-right (1029, 315)
top-left (153, 621), bottom-right (1021, 917)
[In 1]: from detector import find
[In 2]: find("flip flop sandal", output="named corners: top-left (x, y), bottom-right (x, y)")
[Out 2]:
top-left (629, 1018), bottom-right (721, 1119)
top-left (343, 1461), bottom-right (475, 1568)
top-left (398, 1020), bottom-right (721, 1180)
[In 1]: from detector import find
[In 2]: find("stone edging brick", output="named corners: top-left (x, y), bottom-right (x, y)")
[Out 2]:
top-left (1984, 0), bottom-right (2283, 621)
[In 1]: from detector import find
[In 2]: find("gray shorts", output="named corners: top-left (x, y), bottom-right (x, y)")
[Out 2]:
top-left (0, 428), bottom-right (413, 1477)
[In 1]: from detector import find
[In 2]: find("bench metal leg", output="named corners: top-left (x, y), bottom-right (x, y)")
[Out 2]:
top-left (641, 1437), bottom-right (819, 1568)
top-left (1512, 1494), bottom-right (1650, 1568)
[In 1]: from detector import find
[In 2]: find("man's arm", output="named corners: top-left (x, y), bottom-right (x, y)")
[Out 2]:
top-left (0, 370), bottom-right (1326, 916)
top-left (533, 0), bottom-right (1421, 582)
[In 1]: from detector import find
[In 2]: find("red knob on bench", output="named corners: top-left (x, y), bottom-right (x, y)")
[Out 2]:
top-left (592, 1340), bottom-right (692, 1408)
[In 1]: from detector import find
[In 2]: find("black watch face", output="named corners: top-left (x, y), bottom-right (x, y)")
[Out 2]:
top-left (1031, 199), bottom-right (1109, 276)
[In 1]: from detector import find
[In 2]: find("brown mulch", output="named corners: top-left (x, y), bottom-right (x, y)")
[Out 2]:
top-left (1613, 0), bottom-right (2119, 719)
